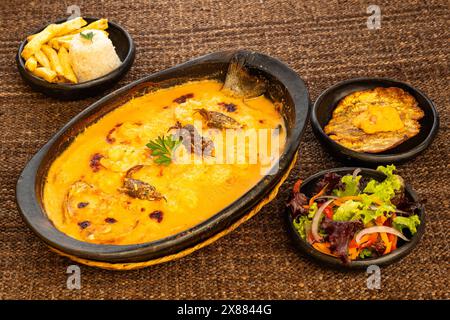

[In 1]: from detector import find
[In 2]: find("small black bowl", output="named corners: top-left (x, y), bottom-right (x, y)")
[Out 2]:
top-left (16, 17), bottom-right (135, 100)
top-left (311, 78), bottom-right (439, 165)
top-left (286, 167), bottom-right (425, 270)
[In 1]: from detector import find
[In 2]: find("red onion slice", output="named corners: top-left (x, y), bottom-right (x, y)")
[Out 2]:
top-left (352, 168), bottom-right (362, 180)
top-left (355, 226), bottom-right (409, 244)
top-left (311, 199), bottom-right (334, 242)
top-left (369, 205), bottom-right (408, 215)
top-left (315, 195), bottom-right (339, 200)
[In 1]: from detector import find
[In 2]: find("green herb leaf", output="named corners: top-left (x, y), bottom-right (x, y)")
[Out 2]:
top-left (80, 31), bottom-right (95, 41)
top-left (146, 135), bottom-right (181, 166)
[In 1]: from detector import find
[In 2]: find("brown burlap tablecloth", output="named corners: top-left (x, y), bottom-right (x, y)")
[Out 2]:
top-left (0, 0), bottom-right (448, 300)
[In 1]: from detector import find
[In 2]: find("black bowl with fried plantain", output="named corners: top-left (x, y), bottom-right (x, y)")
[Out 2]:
top-left (311, 78), bottom-right (439, 165)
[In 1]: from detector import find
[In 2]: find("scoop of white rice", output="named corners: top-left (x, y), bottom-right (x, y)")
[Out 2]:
top-left (69, 30), bottom-right (121, 83)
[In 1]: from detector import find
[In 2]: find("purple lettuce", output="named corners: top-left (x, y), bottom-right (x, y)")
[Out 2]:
top-left (314, 172), bottom-right (343, 194)
top-left (287, 192), bottom-right (308, 218)
top-left (320, 217), bottom-right (363, 263)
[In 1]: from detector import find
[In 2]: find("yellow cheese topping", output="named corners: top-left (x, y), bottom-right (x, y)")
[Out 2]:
top-left (352, 105), bottom-right (404, 134)
top-left (42, 80), bottom-right (286, 245)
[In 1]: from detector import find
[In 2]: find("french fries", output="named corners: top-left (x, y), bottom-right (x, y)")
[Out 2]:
top-left (21, 17), bottom-right (109, 84)
top-left (23, 17), bottom-right (87, 59)
top-left (25, 56), bottom-right (37, 72)
top-left (32, 67), bottom-right (57, 82)
top-left (58, 47), bottom-right (77, 83)
top-left (72, 18), bottom-right (108, 34)
top-left (34, 49), bottom-right (51, 69)
top-left (22, 24), bottom-right (58, 60)
top-left (48, 31), bottom-right (107, 50)
top-left (41, 44), bottom-right (64, 76)
top-left (25, 17), bottom-right (87, 42)
top-left (48, 35), bottom-right (73, 50)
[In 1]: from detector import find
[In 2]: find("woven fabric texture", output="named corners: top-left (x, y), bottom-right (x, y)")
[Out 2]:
top-left (0, 0), bottom-right (448, 299)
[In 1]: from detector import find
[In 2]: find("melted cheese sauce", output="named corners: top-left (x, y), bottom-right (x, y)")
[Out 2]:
top-left (352, 105), bottom-right (404, 134)
top-left (43, 80), bottom-right (286, 245)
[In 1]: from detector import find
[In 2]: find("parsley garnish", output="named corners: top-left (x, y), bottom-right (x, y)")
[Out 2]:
top-left (146, 135), bottom-right (181, 166)
top-left (80, 31), bottom-right (94, 41)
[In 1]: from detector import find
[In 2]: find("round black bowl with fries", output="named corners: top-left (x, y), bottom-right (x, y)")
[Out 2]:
top-left (16, 17), bottom-right (135, 100)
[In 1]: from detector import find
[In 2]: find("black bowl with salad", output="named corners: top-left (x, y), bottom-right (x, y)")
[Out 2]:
top-left (286, 165), bottom-right (425, 269)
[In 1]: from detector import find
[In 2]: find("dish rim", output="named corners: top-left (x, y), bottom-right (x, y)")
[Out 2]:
top-left (16, 16), bottom-right (135, 91)
top-left (286, 167), bottom-right (425, 269)
top-left (311, 77), bottom-right (439, 164)
top-left (15, 50), bottom-right (310, 263)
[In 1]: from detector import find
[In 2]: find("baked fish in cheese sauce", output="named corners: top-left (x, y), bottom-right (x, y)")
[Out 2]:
top-left (43, 80), bottom-right (286, 245)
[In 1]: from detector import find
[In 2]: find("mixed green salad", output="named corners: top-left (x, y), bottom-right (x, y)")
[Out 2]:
top-left (288, 165), bottom-right (423, 263)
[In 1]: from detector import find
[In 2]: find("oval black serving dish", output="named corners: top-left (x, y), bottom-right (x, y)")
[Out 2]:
top-left (16, 17), bottom-right (135, 100)
top-left (286, 167), bottom-right (425, 269)
top-left (16, 50), bottom-right (310, 264)
top-left (311, 78), bottom-right (439, 165)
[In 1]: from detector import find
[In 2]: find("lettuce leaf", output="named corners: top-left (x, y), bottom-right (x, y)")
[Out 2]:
top-left (363, 165), bottom-right (403, 203)
top-left (359, 248), bottom-right (372, 259)
top-left (357, 194), bottom-right (396, 224)
top-left (333, 174), bottom-right (361, 198)
top-left (333, 195), bottom-right (395, 224)
top-left (357, 208), bottom-right (381, 225)
top-left (393, 215), bottom-right (421, 235)
top-left (293, 215), bottom-right (311, 240)
top-left (308, 202), bottom-right (318, 219)
top-left (333, 200), bottom-right (361, 221)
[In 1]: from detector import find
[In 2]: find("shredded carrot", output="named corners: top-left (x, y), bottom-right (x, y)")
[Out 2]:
top-left (356, 235), bottom-right (370, 246)
top-left (359, 233), bottom-right (378, 248)
top-left (293, 179), bottom-right (302, 194)
top-left (313, 242), bottom-right (338, 257)
top-left (308, 183), bottom-right (328, 208)
top-left (388, 233), bottom-right (397, 251)
top-left (333, 195), bottom-right (361, 206)
top-left (376, 215), bottom-right (388, 226)
top-left (392, 239), bottom-right (397, 251)
top-left (333, 195), bottom-right (384, 207)
top-left (348, 247), bottom-right (359, 260)
top-left (349, 239), bottom-right (358, 249)
top-left (319, 242), bottom-right (330, 248)
top-left (359, 233), bottom-right (378, 249)
top-left (372, 196), bottom-right (384, 206)
top-left (380, 232), bottom-right (391, 254)
top-left (384, 240), bottom-right (392, 255)
top-left (380, 232), bottom-right (390, 244)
